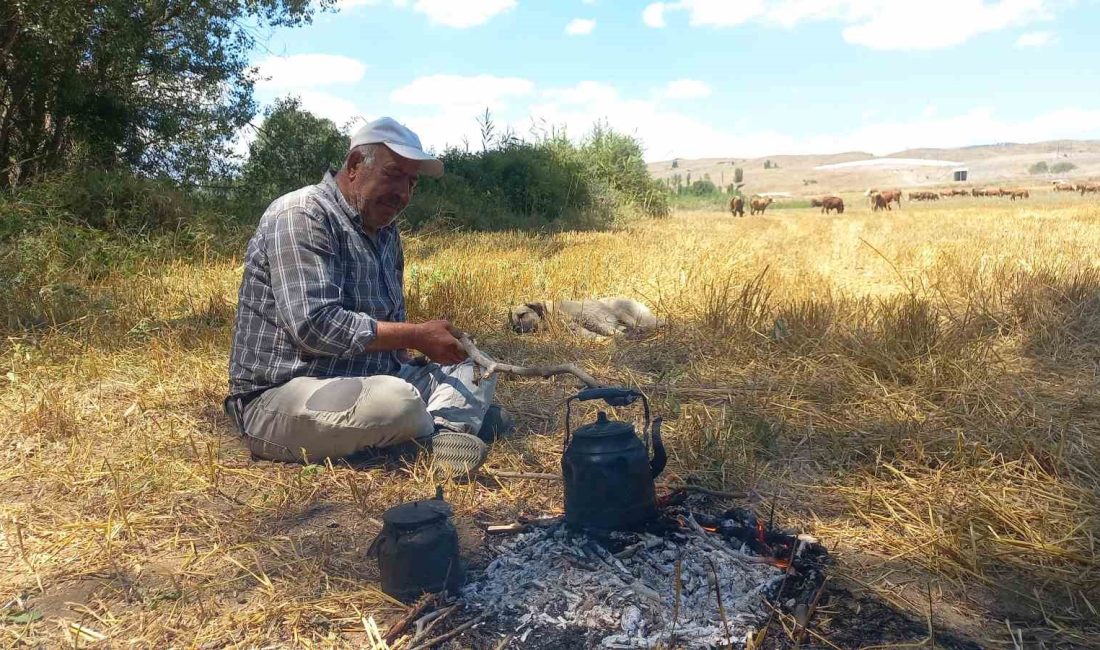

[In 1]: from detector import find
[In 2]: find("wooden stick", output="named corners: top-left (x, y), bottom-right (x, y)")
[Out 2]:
top-left (793, 577), bottom-right (829, 649)
top-left (660, 483), bottom-right (747, 499)
top-left (486, 523), bottom-right (527, 535)
top-left (708, 556), bottom-right (732, 642)
top-left (384, 592), bottom-right (441, 644)
top-left (486, 472), bottom-right (748, 501)
top-left (410, 604), bottom-right (460, 646)
top-left (410, 613), bottom-right (487, 650)
top-left (459, 335), bottom-right (602, 388)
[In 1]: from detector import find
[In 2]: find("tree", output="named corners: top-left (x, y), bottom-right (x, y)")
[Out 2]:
top-left (734, 166), bottom-right (743, 183)
top-left (1051, 162), bottom-right (1077, 174)
top-left (687, 179), bottom-right (718, 195)
top-left (238, 97), bottom-right (346, 209)
top-left (0, 0), bottom-right (328, 189)
top-left (1029, 161), bottom-right (1049, 174)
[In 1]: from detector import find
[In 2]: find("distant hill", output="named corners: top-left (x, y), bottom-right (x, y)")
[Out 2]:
top-left (649, 140), bottom-right (1100, 195)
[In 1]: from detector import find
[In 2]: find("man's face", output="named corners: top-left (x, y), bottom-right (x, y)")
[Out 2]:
top-left (345, 145), bottom-right (420, 231)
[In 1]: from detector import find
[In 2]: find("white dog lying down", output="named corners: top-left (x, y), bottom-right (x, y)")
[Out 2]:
top-left (508, 297), bottom-right (662, 338)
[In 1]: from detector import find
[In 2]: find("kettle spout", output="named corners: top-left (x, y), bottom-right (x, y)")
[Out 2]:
top-left (649, 417), bottom-right (667, 478)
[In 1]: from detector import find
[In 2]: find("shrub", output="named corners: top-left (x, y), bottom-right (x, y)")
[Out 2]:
top-left (1051, 161), bottom-right (1077, 174)
top-left (4, 168), bottom-right (195, 236)
top-left (1029, 161), bottom-right (1049, 174)
top-left (403, 141), bottom-right (596, 230)
top-left (687, 179), bottom-right (719, 195)
top-left (402, 118), bottom-right (669, 230)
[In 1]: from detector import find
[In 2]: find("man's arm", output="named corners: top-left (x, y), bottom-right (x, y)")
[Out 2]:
top-left (267, 207), bottom-right (465, 364)
top-left (371, 321), bottom-right (466, 365)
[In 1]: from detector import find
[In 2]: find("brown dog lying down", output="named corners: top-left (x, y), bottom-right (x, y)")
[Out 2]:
top-left (509, 297), bottom-right (662, 338)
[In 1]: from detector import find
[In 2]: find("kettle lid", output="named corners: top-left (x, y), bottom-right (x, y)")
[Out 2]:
top-left (382, 499), bottom-right (453, 529)
top-left (573, 411), bottom-right (635, 439)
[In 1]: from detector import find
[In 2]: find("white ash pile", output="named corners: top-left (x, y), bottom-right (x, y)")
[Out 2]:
top-left (462, 514), bottom-right (786, 649)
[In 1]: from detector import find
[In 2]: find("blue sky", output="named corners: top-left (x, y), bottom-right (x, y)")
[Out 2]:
top-left (248, 0), bottom-right (1100, 161)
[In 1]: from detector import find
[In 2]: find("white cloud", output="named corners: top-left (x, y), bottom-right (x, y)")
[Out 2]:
top-left (335, 0), bottom-right (513, 27)
top-left (642, 3), bottom-right (667, 27)
top-left (391, 74), bottom-right (534, 111)
top-left (789, 107), bottom-right (1100, 157)
top-left (295, 90), bottom-right (370, 128)
top-left (495, 79), bottom-right (1100, 161)
top-left (662, 79), bottom-right (711, 99)
top-left (840, 1), bottom-right (1051, 50)
top-left (254, 54), bottom-right (367, 89)
top-left (411, 0), bottom-right (516, 27)
top-left (1015, 30), bottom-right (1054, 47)
top-left (643, 0), bottom-right (1056, 50)
top-left (565, 18), bottom-right (597, 35)
top-left (335, 0), bottom-right (385, 8)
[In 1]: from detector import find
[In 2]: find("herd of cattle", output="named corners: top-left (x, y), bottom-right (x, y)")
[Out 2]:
top-left (902, 186), bottom-right (1029, 200)
top-left (1054, 181), bottom-right (1100, 194)
top-left (728, 180), bottom-right (1099, 217)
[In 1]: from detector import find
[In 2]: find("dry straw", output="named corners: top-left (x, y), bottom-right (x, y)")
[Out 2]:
top-left (1, 193), bottom-right (1099, 646)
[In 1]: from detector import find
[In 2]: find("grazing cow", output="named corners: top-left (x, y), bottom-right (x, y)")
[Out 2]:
top-left (1009, 189), bottom-right (1029, 200)
top-left (909, 191), bottom-right (940, 201)
top-left (729, 195), bottom-right (745, 217)
top-left (821, 196), bottom-right (844, 214)
top-left (750, 196), bottom-right (773, 215)
top-left (870, 193), bottom-right (889, 211)
top-left (880, 189), bottom-right (902, 208)
top-left (1079, 183), bottom-right (1100, 195)
top-left (1054, 182), bottom-right (1076, 192)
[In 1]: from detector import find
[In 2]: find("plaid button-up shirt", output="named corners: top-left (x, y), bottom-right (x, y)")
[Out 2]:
top-left (228, 171), bottom-right (406, 400)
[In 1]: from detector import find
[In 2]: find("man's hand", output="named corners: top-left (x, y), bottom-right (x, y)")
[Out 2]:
top-left (412, 320), bottom-right (467, 365)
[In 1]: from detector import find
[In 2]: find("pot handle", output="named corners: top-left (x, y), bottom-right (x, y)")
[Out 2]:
top-left (572, 387), bottom-right (640, 406)
top-left (564, 387), bottom-right (651, 452)
top-left (367, 531), bottom-right (383, 560)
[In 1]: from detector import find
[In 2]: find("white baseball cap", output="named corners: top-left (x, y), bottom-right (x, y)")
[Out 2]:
top-left (349, 117), bottom-right (443, 178)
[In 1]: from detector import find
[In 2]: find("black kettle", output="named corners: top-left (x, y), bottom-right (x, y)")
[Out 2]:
top-left (368, 488), bottom-right (463, 602)
top-left (562, 387), bottom-right (667, 532)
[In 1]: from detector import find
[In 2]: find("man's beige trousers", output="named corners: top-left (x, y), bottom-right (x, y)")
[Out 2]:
top-left (241, 360), bottom-right (497, 463)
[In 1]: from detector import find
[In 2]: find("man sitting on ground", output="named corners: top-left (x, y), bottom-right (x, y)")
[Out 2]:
top-left (224, 117), bottom-right (510, 474)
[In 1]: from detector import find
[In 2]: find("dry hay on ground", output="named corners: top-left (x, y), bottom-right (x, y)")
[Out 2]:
top-left (2, 196), bottom-right (1100, 647)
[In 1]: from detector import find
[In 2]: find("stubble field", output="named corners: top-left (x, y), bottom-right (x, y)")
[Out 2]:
top-left (2, 191), bottom-right (1099, 648)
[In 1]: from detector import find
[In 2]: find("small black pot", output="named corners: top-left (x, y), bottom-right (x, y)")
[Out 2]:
top-left (369, 498), bottom-right (463, 602)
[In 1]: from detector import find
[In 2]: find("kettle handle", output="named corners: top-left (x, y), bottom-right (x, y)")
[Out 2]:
top-left (564, 387), bottom-right (651, 453)
top-left (650, 417), bottom-right (667, 478)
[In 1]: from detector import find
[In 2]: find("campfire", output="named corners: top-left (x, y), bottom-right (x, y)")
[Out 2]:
top-left (374, 387), bottom-right (828, 648)
top-left (461, 492), bottom-right (828, 649)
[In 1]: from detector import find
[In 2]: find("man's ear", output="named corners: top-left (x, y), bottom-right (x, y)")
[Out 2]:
top-left (526, 301), bottom-right (546, 318)
top-left (345, 149), bottom-right (363, 175)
